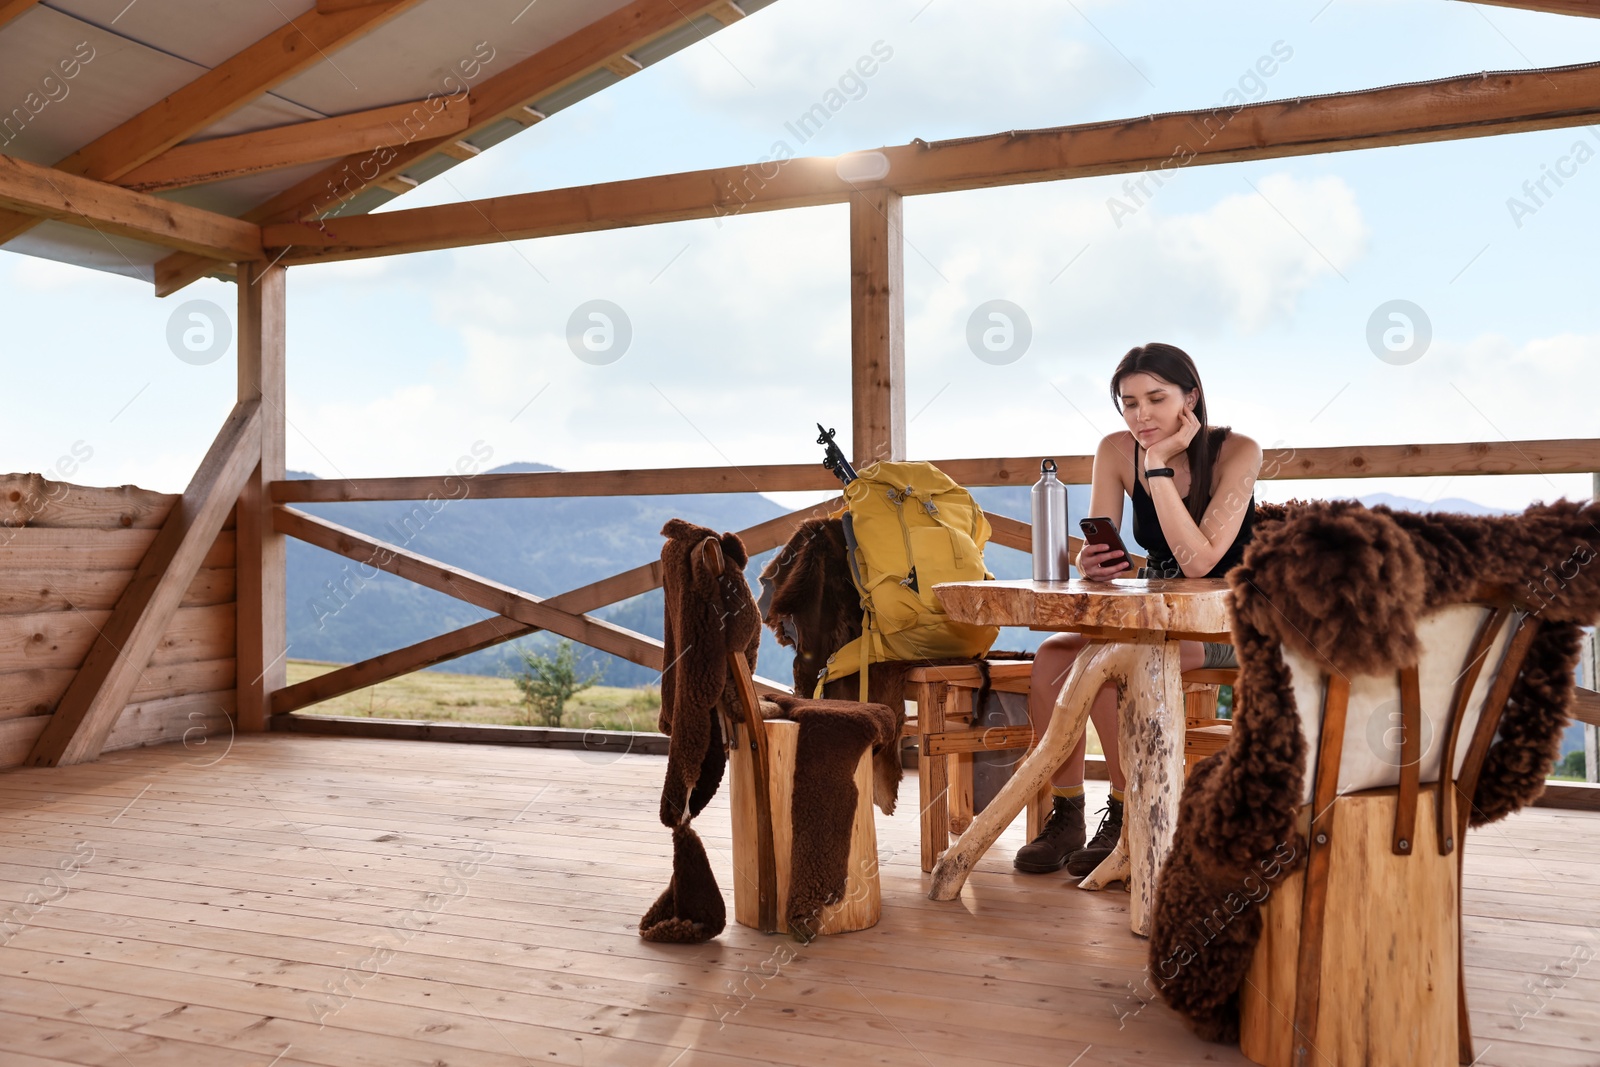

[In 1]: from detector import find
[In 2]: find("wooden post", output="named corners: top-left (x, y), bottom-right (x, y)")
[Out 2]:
top-left (236, 262), bottom-right (287, 732)
top-left (1589, 474), bottom-right (1600, 783)
top-left (1587, 624), bottom-right (1599, 784)
top-left (849, 189), bottom-right (904, 468)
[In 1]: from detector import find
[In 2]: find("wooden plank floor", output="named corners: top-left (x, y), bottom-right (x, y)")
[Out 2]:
top-left (0, 736), bottom-right (1595, 1067)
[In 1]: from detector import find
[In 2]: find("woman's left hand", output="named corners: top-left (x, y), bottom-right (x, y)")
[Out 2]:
top-left (1147, 407), bottom-right (1201, 467)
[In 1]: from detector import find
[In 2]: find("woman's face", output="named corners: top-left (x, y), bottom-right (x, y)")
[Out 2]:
top-left (1118, 371), bottom-right (1198, 446)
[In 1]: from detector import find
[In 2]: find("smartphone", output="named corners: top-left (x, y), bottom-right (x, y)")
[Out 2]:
top-left (1079, 516), bottom-right (1131, 571)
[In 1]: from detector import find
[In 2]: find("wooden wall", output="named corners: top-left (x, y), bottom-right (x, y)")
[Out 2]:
top-left (0, 474), bottom-right (237, 769)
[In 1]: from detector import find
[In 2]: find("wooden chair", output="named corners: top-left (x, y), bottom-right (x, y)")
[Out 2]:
top-left (723, 651), bottom-right (882, 936)
top-left (1183, 666), bottom-right (1236, 774)
top-left (906, 658), bottom-right (1240, 871)
top-left (904, 660), bottom-right (1036, 872)
top-left (677, 534), bottom-right (880, 937)
top-left (1239, 585), bottom-right (1537, 1067)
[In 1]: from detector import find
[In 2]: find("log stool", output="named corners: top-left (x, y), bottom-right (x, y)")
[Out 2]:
top-left (1237, 593), bottom-right (1536, 1066)
top-left (728, 717), bottom-right (880, 935)
top-left (1242, 790), bottom-right (1459, 1067)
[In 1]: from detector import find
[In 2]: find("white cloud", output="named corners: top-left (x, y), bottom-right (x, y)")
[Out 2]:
top-left (272, 169), bottom-right (1370, 483)
top-left (671, 0), bottom-right (1143, 148)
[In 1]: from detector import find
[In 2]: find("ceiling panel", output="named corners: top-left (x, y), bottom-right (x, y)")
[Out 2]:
top-left (42, 0), bottom-right (316, 69)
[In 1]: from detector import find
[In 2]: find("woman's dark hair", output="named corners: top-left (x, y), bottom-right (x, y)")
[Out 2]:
top-left (1109, 342), bottom-right (1229, 527)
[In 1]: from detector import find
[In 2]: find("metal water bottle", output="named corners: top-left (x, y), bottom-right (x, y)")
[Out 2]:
top-left (1031, 458), bottom-right (1070, 582)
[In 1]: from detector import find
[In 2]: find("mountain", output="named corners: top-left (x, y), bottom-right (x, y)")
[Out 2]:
top-left (286, 463), bottom-right (794, 686)
top-left (1351, 492), bottom-right (1512, 517)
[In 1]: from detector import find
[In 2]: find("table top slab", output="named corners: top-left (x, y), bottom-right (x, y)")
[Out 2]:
top-left (935, 577), bottom-right (1234, 637)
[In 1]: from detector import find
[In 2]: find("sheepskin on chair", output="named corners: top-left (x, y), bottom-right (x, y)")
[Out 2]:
top-left (639, 519), bottom-right (761, 944)
top-left (1149, 499), bottom-right (1600, 1042)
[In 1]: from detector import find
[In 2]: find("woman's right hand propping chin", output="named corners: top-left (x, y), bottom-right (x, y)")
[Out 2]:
top-left (1077, 541), bottom-right (1130, 581)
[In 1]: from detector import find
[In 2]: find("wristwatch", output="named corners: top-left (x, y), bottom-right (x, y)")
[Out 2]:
top-left (1145, 467), bottom-right (1176, 478)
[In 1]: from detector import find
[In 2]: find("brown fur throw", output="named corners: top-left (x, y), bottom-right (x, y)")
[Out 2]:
top-left (640, 519), bottom-right (761, 944)
top-left (768, 693), bottom-right (897, 941)
top-left (1150, 498), bottom-right (1600, 1041)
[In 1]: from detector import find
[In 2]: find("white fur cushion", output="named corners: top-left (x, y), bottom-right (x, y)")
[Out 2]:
top-left (1285, 604), bottom-right (1520, 806)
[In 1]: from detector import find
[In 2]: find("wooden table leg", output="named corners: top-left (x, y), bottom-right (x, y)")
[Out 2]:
top-left (928, 641), bottom-right (1136, 901)
top-left (1078, 636), bottom-right (1186, 937)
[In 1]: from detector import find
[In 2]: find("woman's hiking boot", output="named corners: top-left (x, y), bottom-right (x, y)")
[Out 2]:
top-left (1065, 796), bottom-right (1124, 878)
top-left (1013, 793), bottom-right (1086, 873)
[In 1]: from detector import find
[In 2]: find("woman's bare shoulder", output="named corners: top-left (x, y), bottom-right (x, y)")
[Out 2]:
top-left (1099, 430), bottom-right (1137, 460)
top-left (1216, 430), bottom-right (1263, 468)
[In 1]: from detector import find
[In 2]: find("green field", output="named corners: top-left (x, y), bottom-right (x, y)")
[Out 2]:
top-left (286, 660), bottom-right (1105, 752)
top-left (286, 660), bottom-right (662, 731)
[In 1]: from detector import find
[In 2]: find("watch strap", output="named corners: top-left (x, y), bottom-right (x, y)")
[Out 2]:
top-left (1145, 467), bottom-right (1176, 479)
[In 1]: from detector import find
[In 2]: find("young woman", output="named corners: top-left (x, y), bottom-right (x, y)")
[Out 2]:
top-left (1014, 343), bottom-right (1263, 876)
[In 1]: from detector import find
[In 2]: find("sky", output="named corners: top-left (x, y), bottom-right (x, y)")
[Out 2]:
top-left (4, 0), bottom-right (1600, 514)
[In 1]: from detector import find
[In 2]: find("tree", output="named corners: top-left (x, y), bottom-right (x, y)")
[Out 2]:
top-left (511, 640), bottom-right (602, 728)
top-left (1553, 749), bottom-right (1588, 780)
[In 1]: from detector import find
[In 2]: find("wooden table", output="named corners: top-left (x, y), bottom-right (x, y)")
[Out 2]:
top-left (928, 577), bottom-right (1233, 936)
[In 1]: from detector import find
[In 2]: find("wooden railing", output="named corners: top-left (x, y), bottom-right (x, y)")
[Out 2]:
top-left (269, 436), bottom-right (1600, 724)
top-left (271, 439), bottom-right (1600, 503)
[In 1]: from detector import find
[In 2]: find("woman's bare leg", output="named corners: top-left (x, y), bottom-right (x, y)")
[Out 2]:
top-left (1084, 681), bottom-right (1125, 793)
top-left (1029, 633), bottom-right (1087, 787)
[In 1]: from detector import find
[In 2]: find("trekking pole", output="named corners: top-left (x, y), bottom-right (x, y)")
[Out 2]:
top-left (816, 424), bottom-right (859, 486)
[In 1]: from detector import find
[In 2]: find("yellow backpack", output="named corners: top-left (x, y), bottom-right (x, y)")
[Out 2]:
top-left (816, 460), bottom-right (1000, 699)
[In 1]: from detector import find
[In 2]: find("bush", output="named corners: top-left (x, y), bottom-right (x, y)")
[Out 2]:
top-left (1554, 749), bottom-right (1588, 780)
top-left (511, 640), bottom-right (602, 728)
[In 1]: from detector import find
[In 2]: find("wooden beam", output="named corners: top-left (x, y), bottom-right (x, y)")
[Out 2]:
top-left (316, 0), bottom-right (395, 11)
top-left (0, 0), bottom-right (42, 31)
top-left (1533, 780), bottom-right (1600, 811)
top-left (0, 151), bottom-right (262, 261)
top-left (849, 189), bottom-right (904, 468)
top-left (260, 60), bottom-right (1600, 263)
top-left (1466, 0), bottom-right (1600, 17)
top-left (1570, 686), bottom-right (1600, 729)
top-left (153, 0), bottom-right (753, 295)
top-left (0, 0), bottom-right (426, 246)
top-left (268, 438), bottom-right (1600, 504)
top-left (235, 264), bottom-right (286, 734)
top-left (269, 496), bottom-right (845, 714)
top-left (26, 402), bottom-right (263, 767)
top-left (982, 511), bottom-right (1138, 570)
top-left (117, 97), bottom-right (469, 193)
top-left (272, 506), bottom-right (666, 670)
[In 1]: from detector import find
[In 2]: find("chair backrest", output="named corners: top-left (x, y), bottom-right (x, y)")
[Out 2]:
top-left (1280, 583), bottom-right (1539, 855)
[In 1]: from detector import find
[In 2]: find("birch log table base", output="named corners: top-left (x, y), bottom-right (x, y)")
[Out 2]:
top-left (926, 641), bottom-right (1136, 901)
top-left (927, 578), bottom-right (1234, 937)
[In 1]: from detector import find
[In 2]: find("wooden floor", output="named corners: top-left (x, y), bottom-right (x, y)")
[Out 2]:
top-left (0, 737), bottom-right (1596, 1067)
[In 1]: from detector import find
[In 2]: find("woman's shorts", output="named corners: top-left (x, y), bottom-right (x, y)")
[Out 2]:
top-left (1201, 641), bottom-right (1238, 670)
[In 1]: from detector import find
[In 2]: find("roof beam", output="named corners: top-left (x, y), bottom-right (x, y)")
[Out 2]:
top-left (0, 150), bottom-right (263, 260)
top-left (117, 96), bottom-right (469, 192)
top-left (261, 60), bottom-right (1600, 263)
top-left (152, 0), bottom-right (748, 296)
top-left (0, 1), bottom-right (42, 31)
top-left (0, 0), bottom-right (426, 246)
top-left (1463, 0), bottom-right (1600, 16)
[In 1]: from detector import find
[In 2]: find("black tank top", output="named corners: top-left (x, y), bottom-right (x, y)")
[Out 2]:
top-left (1131, 439), bottom-right (1255, 579)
